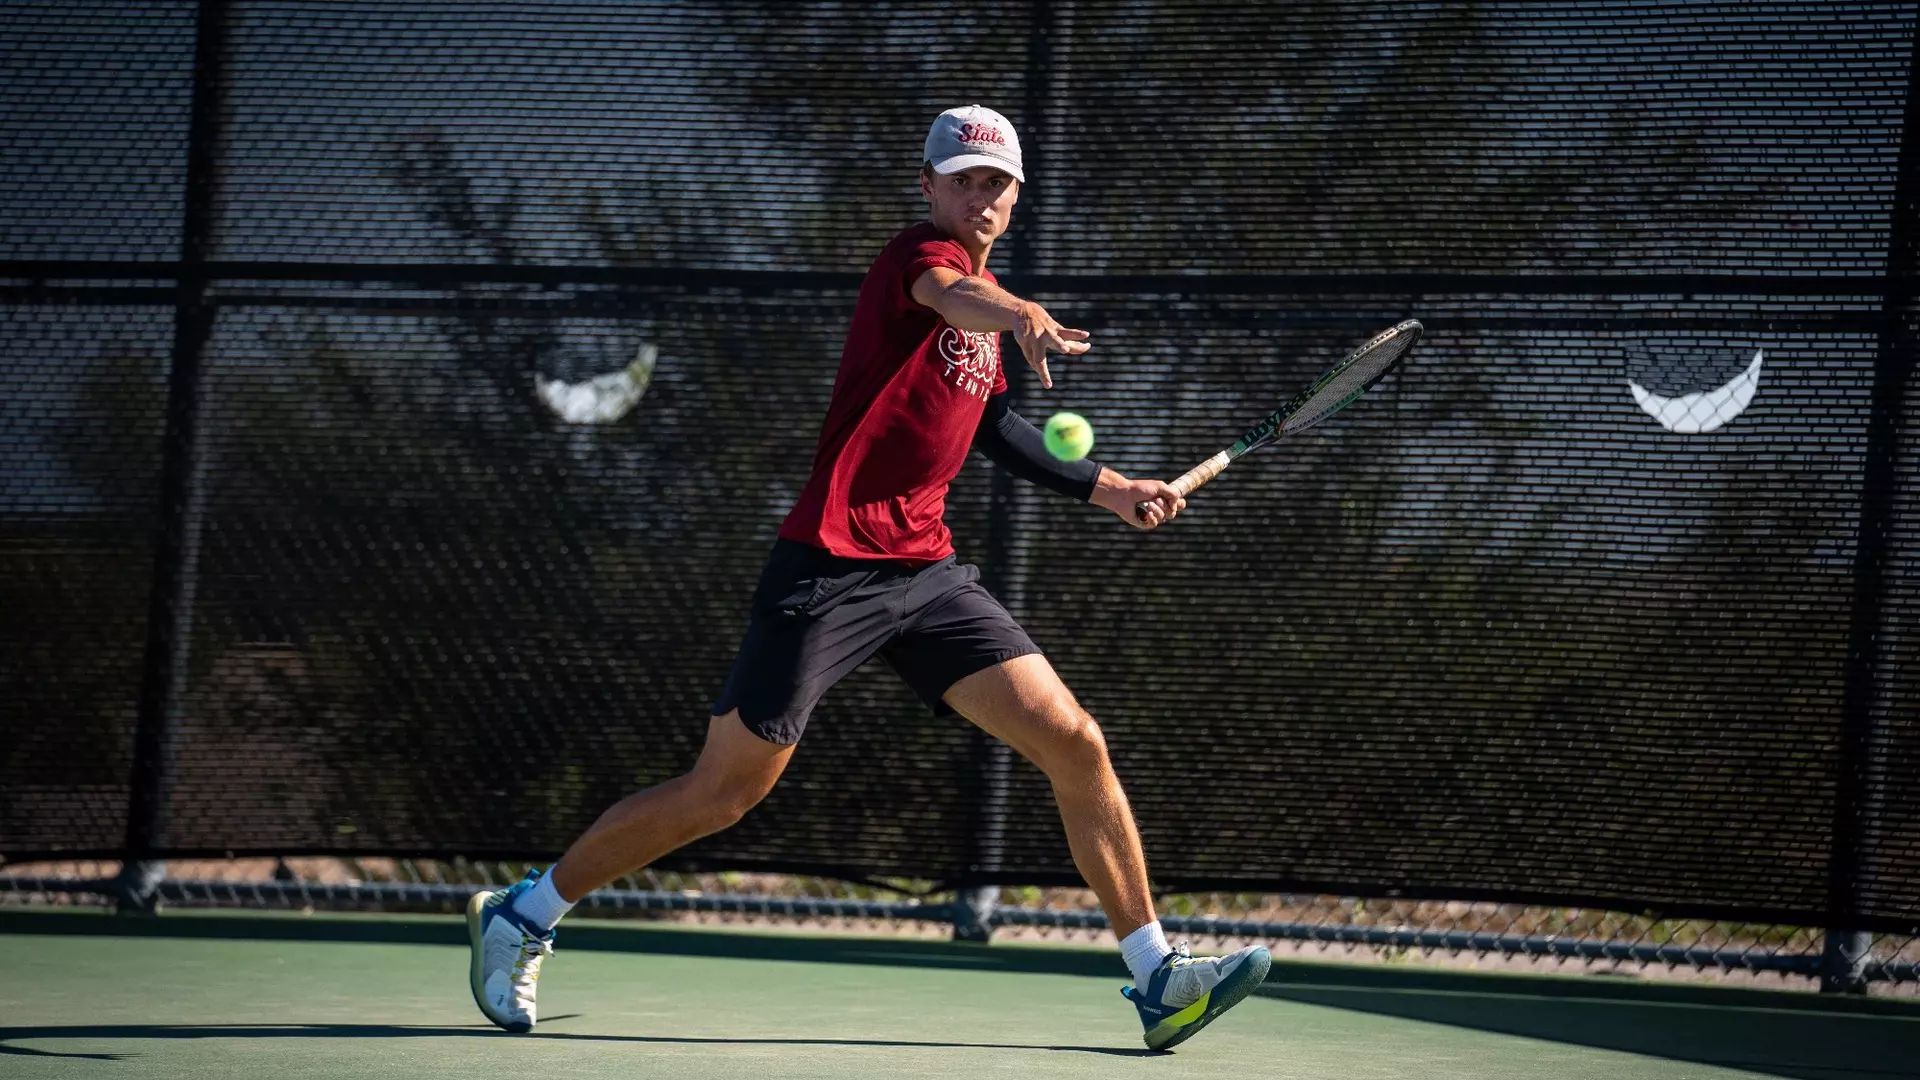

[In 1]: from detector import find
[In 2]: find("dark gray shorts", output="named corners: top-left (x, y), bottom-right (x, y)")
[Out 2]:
top-left (713, 539), bottom-right (1041, 745)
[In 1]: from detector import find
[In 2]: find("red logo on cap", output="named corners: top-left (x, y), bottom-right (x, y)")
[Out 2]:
top-left (957, 121), bottom-right (1007, 147)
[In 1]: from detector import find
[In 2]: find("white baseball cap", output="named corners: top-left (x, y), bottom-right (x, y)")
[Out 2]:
top-left (924, 105), bottom-right (1024, 183)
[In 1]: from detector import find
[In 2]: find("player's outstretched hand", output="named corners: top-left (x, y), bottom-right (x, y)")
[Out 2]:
top-left (1092, 472), bottom-right (1185, 530)
top-left (1013, 301), bottom-right (1089, 390)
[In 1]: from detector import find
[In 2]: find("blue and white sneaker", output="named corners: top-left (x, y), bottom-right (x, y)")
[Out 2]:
top-left (466, 869), bottom-right (556, 1033)
top-left (1121, 942), bottom-right (1272, 1050)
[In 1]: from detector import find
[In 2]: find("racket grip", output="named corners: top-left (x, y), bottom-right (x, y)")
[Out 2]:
top-left (1134, 450), bottom-right (1232, 523)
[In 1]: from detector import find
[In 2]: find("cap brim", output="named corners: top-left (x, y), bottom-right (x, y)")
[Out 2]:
top-left (930, 154), bottom-right (1025, 183)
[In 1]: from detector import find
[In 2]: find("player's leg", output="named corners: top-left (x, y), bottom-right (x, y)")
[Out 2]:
top-left (468, 539), bottom-right (901, 1033)
top-left (941, 654), bottom-right (1153, 935)
top-left (548, 709), bottom-right (794, 899)
top-left (467, 710), bottom-right (792, 1033)
top-left (942, 655), bottom-right (1271, 1051)
top-left (882, 567), bottom-right (1157, 936)
top-left (886, 567), bottom-right (1270, 1051)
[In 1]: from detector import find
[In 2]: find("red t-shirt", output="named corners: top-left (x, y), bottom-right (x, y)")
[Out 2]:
top-left (779, 222), bottom-right (1007, 564)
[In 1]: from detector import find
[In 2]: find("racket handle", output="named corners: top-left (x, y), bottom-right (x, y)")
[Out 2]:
top-left (1134, 450), bottom-right (1232, 523)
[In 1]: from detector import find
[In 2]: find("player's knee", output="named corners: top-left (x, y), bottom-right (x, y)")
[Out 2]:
top-left (1041, 705), bottom-right (1111, 777)
top-left (698, 768), bottom-right (776, 829)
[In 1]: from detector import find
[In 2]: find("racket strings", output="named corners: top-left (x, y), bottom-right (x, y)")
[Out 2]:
top-left (1281, 331), bottom-right (1415, 434)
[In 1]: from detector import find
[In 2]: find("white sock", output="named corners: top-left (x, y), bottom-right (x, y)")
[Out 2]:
top-left (1120, 920), bottom-right (1173, 986)
top-left (511, 868), bottom-right (575, 932)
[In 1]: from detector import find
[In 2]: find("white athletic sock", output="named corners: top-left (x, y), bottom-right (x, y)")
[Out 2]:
top-left (1120, 920), bottom-right (1174, 987)
top-left (511, 868), bottom-right (574, 932)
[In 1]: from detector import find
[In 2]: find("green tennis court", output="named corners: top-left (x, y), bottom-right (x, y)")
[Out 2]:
top-left (3, 911), bottom-right (1914, 1079)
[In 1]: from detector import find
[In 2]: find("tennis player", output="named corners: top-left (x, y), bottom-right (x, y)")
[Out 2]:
top-left (468, 105), bottom-right (1270, 1051)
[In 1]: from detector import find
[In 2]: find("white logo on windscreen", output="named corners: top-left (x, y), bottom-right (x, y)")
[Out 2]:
top-left (937, 326), bottom-right (999, 402)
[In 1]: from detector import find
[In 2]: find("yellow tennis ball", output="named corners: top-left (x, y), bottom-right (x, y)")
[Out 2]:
top-left (1043, 411), bottom-right (1094, 461)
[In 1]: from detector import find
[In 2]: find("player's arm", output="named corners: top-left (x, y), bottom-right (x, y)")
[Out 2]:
top-left (973, 395), bottom-right (1186, 529)
top-left (911, 265), bottom-right (1088, 390)
top-left (974, 394), bottom-right (1101, 501)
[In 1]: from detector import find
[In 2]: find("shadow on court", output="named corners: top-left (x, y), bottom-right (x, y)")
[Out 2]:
top-left (1262, 981), bottom-right (1920, 1080)
top-left (0, 1019), bottom-right (1161, 1060)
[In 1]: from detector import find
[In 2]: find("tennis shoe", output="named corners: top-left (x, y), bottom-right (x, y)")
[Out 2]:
top-left (1121, 942), bottom-right (1272, 1050)
top-left (466, 869), bottom-right (555, 1033)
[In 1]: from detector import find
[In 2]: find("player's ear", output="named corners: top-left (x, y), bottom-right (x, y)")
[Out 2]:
top-left (919, 163), bottom-right (935, 200)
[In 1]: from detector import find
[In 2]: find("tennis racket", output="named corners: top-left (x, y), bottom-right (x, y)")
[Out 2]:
top-left (1137, 319), bottom-right (1422, 524)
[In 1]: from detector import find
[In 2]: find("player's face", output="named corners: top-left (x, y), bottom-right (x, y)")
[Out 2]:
top-left (922, 166), bottom-right (1020, 248)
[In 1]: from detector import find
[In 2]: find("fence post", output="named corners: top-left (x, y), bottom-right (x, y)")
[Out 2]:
top-left (1822, 13), bottom-right (1920, 993)
top-left (955, 0), bottom-right (1055, 943)
top-left (118, 0), bottom-right (231, 913)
